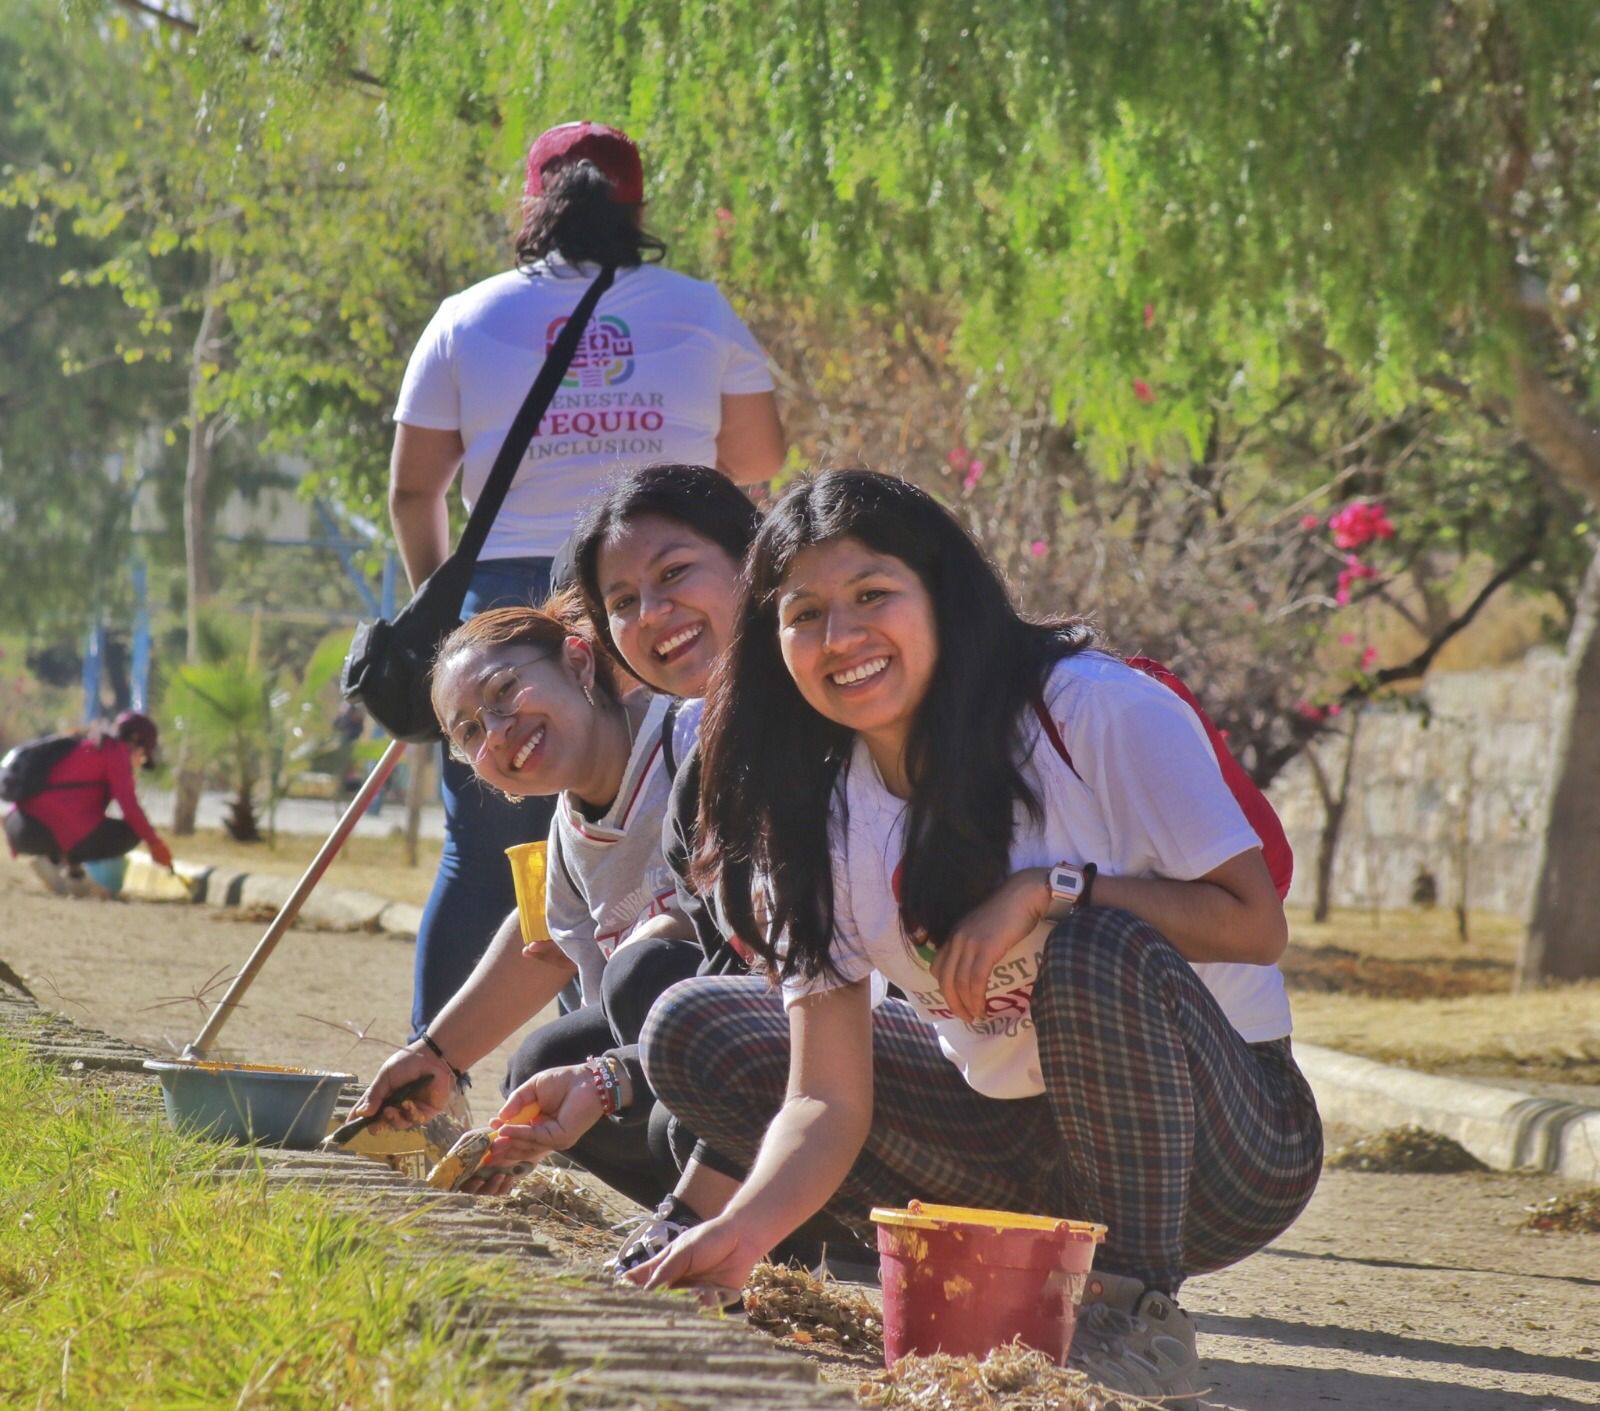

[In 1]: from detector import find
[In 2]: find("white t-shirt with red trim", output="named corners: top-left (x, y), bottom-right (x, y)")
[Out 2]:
top-left (394, 257), bottom-right (774, 560)
top-left (783, 653), bottom-right (1292, 1099)
top-left (545, 693), bottom-right (680, 1004)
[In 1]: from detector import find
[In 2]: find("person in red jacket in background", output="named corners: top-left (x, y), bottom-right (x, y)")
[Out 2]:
top-left (4, 710), bottom-right (173, 895)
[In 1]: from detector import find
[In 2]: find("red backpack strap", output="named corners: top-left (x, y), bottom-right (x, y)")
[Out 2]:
top-left (1123, 656), bottom-right (1295, 900)
top-left (1031, 693), bottom-right (1083, 782)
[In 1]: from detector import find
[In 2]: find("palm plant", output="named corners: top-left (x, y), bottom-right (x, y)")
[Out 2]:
top-left (163, 660), bottom-right (271, 841)
top-left (161, 628), bottom-right (352, 842)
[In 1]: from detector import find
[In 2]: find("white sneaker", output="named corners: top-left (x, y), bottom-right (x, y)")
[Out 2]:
top-left (1069, 1270), bottom-right (1202, 1410)
top-left (30, 857), bottom-right (70, 896)
top-left (606, 1196), bottom-right (699, 1276)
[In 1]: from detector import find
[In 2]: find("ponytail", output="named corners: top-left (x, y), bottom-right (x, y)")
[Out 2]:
top-left (514, 160), bottom-right (667, 269)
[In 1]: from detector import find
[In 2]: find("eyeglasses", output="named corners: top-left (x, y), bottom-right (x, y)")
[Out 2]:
top-left (446, 656), bottom-right (551, 764)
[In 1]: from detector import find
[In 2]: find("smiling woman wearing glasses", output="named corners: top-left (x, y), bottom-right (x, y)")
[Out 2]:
top-left (348, 599), bottom-right (688, 1210)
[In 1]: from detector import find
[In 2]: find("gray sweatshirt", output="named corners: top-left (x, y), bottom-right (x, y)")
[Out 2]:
top-left (545, 693), bottom-right (681, 1005)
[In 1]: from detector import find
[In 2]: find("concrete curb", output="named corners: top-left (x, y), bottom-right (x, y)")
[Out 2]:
top-left (123, 850), bottom-right (421, 942)
top-left (1297, 1041), bottom-right (1600, 1184)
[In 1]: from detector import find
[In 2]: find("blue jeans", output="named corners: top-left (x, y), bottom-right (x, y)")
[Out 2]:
top-left (411, 556), bottom-right (557, 1035)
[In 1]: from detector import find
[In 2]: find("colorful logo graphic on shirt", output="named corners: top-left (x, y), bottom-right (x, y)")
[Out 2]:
top-left (548, 313), bottom-right (636, 388)
top-left (891, 859), bottom-right (939, 968)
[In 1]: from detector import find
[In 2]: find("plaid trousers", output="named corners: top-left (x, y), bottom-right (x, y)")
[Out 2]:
top-left (639, 906), bottom-right (1322, 1293)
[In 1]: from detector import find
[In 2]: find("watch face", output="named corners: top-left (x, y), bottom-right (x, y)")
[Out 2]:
top-left (1046, 864), bottom-right (1085, 919)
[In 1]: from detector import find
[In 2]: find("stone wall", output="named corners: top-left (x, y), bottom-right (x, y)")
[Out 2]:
top-left (1267, 648), bottom-right (1566, 917)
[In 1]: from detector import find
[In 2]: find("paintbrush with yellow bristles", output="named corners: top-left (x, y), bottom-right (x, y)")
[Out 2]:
top-left (424, 1099), bottom-right (542, 1191)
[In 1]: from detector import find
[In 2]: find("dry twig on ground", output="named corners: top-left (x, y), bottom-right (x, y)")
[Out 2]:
top-left (1519, 1187), bottom-right (1600, 1234)
top-left (856, 1342), bottom-right (1154, 1410)
top-left (744, 1262), bottom-right (883, 1354)
top-left (486, 1165), bottom-right (615, 1235)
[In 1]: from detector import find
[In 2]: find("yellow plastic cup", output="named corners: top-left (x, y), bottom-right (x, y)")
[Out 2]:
top-left (505, 841), bottom-right (552, 948)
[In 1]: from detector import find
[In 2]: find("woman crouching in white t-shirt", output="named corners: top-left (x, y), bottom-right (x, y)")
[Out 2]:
top-left (348, 602), bottom-right (686, 1206)
top-left (631, 470), bottom-right (1322, 1408)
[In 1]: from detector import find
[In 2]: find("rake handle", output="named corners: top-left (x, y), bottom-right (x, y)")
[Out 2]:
top-left (183, 738), bottom-right (410, 1060)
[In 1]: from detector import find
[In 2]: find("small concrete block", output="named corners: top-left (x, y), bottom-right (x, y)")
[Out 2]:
top-left (234, 874), bottom-right (388, 931)
top-left (376, 901), bottom-right (424, 939)
top-left (122, 851), bottom-right (209, 903)
top-left (200, 867), bottom-right (250, 908)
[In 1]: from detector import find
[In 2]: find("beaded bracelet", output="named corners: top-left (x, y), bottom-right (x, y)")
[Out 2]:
top-left (585, 1056), bottom-right (620, 1118)
top-left (599, 1053), bottom-right (631, 1122)
top-left (416, 1029), bottom-right (467, 1087)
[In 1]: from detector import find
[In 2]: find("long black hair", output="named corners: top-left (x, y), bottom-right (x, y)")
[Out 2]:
top-left (514, 160), bottom-right (667, 269)
top-left (569, 465), bottom-right (764, 679)
top-left (694, 470), bottom-right (1094, 980)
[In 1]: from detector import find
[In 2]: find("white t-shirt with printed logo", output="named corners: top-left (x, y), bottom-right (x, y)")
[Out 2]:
top-left (394, 258), bottom-right (774, 560)
top-left (545, 694), bottom-right (682, 1005)
top-left (783, 652), bottom-right (1292, 1099)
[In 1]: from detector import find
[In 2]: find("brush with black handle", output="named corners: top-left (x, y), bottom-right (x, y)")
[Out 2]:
top-left (322, 1073), bottom-right (436, 1147)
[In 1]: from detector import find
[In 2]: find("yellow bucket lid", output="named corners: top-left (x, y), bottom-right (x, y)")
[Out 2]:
top-left (870, 1200), bottom-right (1106, 1240)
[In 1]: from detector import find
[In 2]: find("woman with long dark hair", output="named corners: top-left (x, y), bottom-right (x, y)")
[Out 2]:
top-left (355, 468), bottom-right (778, 1254)
top-left (388, 121), bottom-right (783, 1038)
top-left (630, 471), bottom-right (1322, 1407)
top-left (349, 599), bottom-right (685, 1209)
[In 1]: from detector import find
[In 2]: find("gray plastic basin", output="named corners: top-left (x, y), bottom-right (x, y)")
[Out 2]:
top-left (143, 1059), bottom-right (356, 1149)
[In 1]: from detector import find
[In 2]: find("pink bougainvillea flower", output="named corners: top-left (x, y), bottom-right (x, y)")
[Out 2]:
top-left (1029, 539), bottom-right (1049, 558)
top-left (1339, 632), bottom-right (1356, 646)
top-left (1327, 702), bottom-right (1343, 716)
top-left (1335, 554), bottom-right (1377, 607)
top-left (963, 459), bottom-right (986, 492)
top-left (1143, 302), bottom-right (1156, 330)
top-left (1329, 500), bottom-right (1396, 550)
top-left (1360, 646), bottom-right (1378, 669)
top-left (1132, 377), bottom-right (1157, 405)
top-left (946, 445), bottom-right (971, 471)
top-left (1295, 699), bottom-right (1327, 723)
top-left (1300, 514), bottom-right (1321, 531)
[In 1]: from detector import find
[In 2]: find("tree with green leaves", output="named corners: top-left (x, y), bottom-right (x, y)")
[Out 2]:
top-left (4, 2), bottom-right (502, 650)
top-left (67, 1), bottom-right (1600, 981)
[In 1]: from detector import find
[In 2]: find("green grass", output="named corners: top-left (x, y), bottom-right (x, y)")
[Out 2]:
top-left (0, 1040), bottom-right (557, 1410)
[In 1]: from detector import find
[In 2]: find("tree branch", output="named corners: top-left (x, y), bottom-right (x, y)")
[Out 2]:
top-left (113, 0), bottom-right (387, 92)
top-left (1510, 354), bottom-right (1600, 504)
top-left (1343, 541), bottom-right (1543, 701)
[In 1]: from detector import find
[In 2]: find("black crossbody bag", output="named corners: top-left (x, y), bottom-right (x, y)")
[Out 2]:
top-left (340, 265), bottom-right (616, 741)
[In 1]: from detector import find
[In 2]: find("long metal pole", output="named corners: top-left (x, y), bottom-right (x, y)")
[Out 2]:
top-left (183, 738), bottom-right (409, 1059)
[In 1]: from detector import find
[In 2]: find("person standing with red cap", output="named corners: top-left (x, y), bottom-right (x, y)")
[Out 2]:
top-left (4, 711), bottom-right (174, 895)
top-left (388, 120), bottom-right (784, 1039)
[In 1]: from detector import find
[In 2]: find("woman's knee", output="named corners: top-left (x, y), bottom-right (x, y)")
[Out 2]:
top-left (1040, 905), bottom-right (1187, 1002)
top-left (639, 977), bottom-right (785, 1112)
top-left (601, 937), bottom-right (699, 1044)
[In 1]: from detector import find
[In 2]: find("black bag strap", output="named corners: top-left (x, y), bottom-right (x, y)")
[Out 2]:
top-left (659, 697), bottom-right (683, 779)
top-left (453, 264), bottom-right (617, 569)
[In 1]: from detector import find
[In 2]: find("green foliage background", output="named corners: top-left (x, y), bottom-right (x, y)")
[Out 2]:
top-left (5, 1), bottom-right (1598, 770)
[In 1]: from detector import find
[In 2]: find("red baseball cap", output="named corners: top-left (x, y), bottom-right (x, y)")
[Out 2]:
top-left (523, 121), bottom-right (644, 205)
top-left (113, 710), bottom-right (160, 769)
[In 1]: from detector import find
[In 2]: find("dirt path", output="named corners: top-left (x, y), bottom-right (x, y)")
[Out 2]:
top-left (0, 854), bottom-right (528, 1105)
top-left (2, 854), bottom-right (1596, 1409)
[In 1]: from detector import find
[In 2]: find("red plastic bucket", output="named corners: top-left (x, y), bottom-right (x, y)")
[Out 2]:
top-left (871, 1201), bottom-right (1107, 1367)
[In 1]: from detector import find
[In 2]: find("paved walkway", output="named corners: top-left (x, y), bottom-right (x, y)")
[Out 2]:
top-left (141, 786), bottom-right (448, 841)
